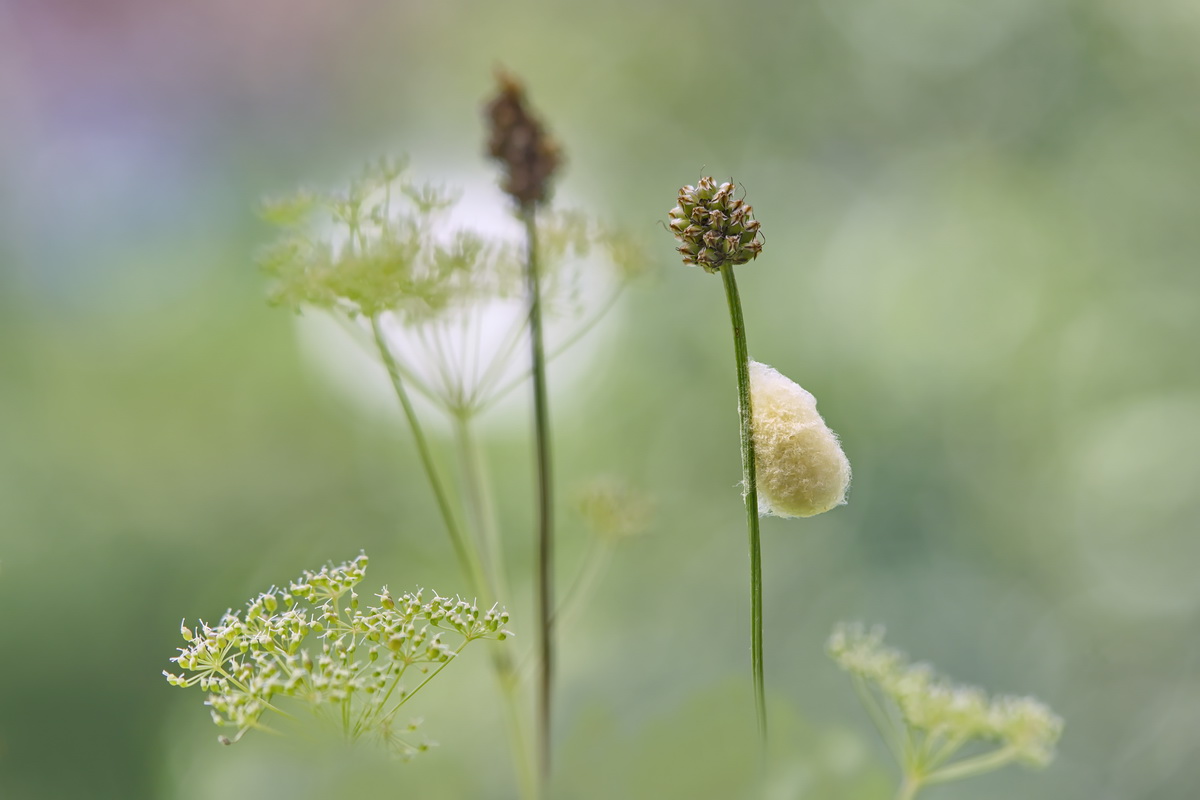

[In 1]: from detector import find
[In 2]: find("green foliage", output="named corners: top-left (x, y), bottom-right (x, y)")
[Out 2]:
top-left (165, 554), bottom-right (510, 757)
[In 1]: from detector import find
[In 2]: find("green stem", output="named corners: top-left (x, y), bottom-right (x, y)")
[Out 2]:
top-left (480, 284), bottom-right (626, 413)
top-left (495, 653), bottom-right (539, 800)
top-left (719, 263), bottom-right (767, 750)
top-left (552, 536), bottom-right (611, 630)
top-left (452, 412), bottom-right (508, 603)
top-left (924, 733), bottom-right (967, 771)
top-left (370, 316), bottom-right (489, 597)
top-left (372, 314), bottom-right (537, 800)
top-left (451, 411), bottom-right (539, 798)
top-left (923, 746), bottom-right (1020, 785)
top-left (522, 208), bottom-right (555, 791)
top-left (379, 643), bottom-right (470, 724)
top-left (515, 536), bottom-right (612, 680)
top-left (894, 774), bottom-right (923, 800)
top-left (852, 676), bottom-right (905, 764)
top-left (334, 312), bottom-right (439, 405)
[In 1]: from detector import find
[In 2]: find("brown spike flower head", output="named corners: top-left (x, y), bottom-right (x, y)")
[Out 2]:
top-left (668, 177), bottom-right (763, 273)
top-left (485, 70), bottom-right (563, 212)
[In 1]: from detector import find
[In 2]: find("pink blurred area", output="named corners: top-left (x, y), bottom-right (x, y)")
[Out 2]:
top-left (3, 0), bottom-right (348, 123)
top-left (0, 0), bottom-right (408, 306)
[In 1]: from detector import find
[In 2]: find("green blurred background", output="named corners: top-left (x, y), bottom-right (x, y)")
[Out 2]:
top-left (3, 1), bottom-right (1199, 798)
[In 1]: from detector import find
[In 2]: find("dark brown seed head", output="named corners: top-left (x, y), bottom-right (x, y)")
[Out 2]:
top-left (484, 70), bottom-right (563, 212)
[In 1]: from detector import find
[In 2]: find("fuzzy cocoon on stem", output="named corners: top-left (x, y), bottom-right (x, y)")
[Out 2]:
top-left (749, 360), bottom-right (850, 518)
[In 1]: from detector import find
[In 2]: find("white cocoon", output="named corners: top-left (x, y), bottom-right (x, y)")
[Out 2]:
top-left (749, 360), bottom-right (850, 518)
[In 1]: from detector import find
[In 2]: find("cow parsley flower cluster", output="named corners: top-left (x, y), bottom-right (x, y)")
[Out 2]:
top-left (164, 554), bottom-right (510, 757)
top-left (828, 624), bottom-right (1062, 798)
top-left (258, 156), bottom-right (644, 416)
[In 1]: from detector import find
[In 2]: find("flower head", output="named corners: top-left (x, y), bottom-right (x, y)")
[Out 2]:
top-left (829, 624), bottom-right (1064, 770)
top-left (668, 177), bottom-right (763, 273)
top-left (258, 157), bottom-right (521, 321)
top-left (165, 554), bottom-right (511, 755)
top-left (484, 70), bottom-right (563, 211)
top-left (259, 158), bottom-right (644, 416)
top-left (750, 361), bottom-right (850, 517)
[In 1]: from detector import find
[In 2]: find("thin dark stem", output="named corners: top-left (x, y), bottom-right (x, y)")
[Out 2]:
top-left (522, 208), bottom-right (554, 790)
top-left (718, 263), bottom-right (767, 750)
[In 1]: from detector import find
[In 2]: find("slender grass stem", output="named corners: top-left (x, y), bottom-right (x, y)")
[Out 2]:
top-left (522, 208), bottom-right (555, 790)
top-left (718, 263), bottom-right (767, 749)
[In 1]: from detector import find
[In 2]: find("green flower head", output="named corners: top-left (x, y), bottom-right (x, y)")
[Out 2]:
top-left (829, 623), bottom-right (1064, 783)
top-left (668, 177), bottom-right (763, 273)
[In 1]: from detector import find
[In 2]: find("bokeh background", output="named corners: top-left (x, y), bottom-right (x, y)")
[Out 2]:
top-left (3, 1), bottom-right (1199, 798)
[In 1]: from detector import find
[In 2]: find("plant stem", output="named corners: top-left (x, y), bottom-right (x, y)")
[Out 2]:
top-left (370, 316), bottom-right (489, 597)
top-left (522, 208), bottom-right (555, 790)
top-left (372, 314), bottom-right (538, 800)
top-left (451, 410), bottom-right (538, 799)
top-left (552, 535), bottom-right (611, 630)
top-left (452, 411), bottom-right (508, 602)
top-left (718, 263), bottom-right (767, 749)
top-left (852, 675), bottom-right (906, 764)
top-left (923, 746), bottom-right (1019, 785)
top-left (496, 660), bottom-right (539, 800)
top-left (894, 774), bottom-right (923, 800)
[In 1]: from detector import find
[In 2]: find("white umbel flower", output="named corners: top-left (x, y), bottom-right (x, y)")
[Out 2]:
top-left (749, 360), bottom-right (850, 517)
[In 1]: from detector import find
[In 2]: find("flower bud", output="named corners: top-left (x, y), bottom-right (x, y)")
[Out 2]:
top-left (749, 361), bottom-right (850, 517)
top-left (668, 177), bottom-right (763, 273)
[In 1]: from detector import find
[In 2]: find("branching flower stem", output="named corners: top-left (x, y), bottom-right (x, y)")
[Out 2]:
top-left (449, 409), bottom-right (540, 798)
top-left (718, 263), bottom-right (767, 750)
top-left (479, 285), bottom-right (626, 414)
top-left (895, 775), bottom-right (922, 800)
top-left (892, 745), bottom-right (1021, 800)
top-left (452, 410), bottom-right (508, 601)
top-left (371, 315), bottom-right (538, 800)
top-left (370, 316), bottom-right (488, 596)
top-left (522, 208), bottom-right (555, 791)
